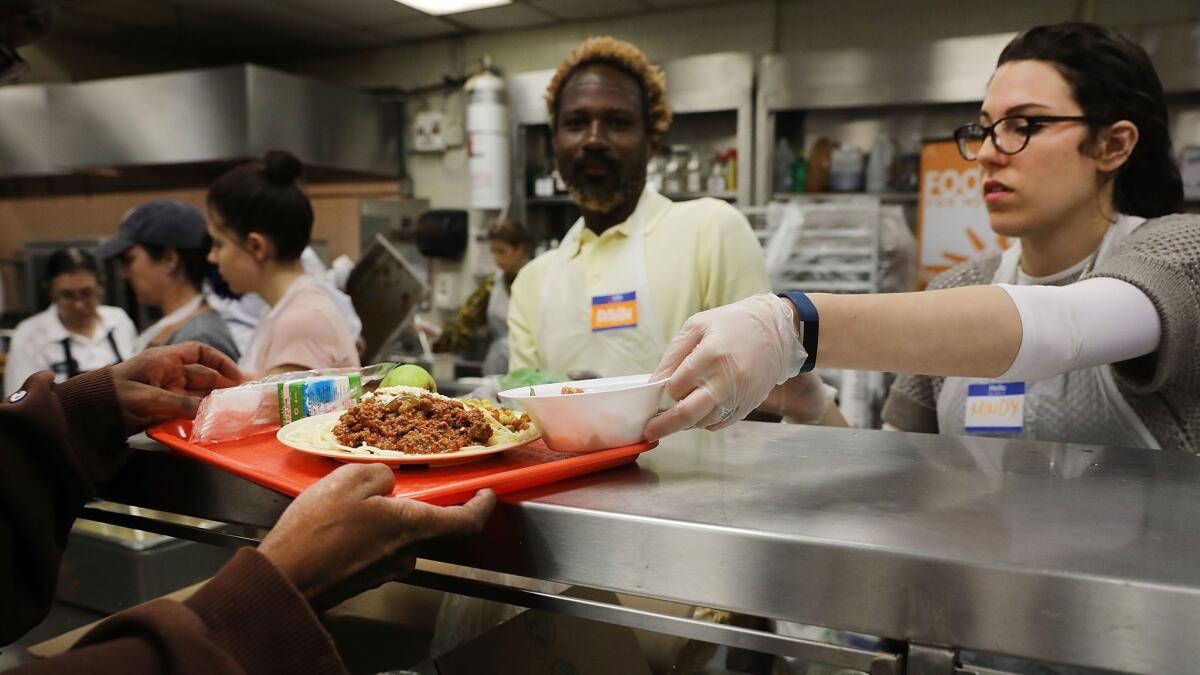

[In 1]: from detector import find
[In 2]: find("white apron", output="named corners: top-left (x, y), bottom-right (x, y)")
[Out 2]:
top-left (535, 187), bottom-right (669, 376)
top-left (936, 215), bottom-right (1161, 449)
top-left (483, 271), bottom-right (510, 376)
top-left (134, 293), bottom-right (205, 353)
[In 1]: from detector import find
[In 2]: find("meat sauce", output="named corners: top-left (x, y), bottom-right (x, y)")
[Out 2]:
top-left (333, 394), bottom-right (493, 454)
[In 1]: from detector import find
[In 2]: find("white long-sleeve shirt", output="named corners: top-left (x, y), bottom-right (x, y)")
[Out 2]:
top-left (4, 305), bottom-right (136, 395)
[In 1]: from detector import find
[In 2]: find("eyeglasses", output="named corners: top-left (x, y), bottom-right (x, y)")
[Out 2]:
top-left (53, 287), bottom-right (101, 303)
top-left (954, 115), bottom-right (1094, 161)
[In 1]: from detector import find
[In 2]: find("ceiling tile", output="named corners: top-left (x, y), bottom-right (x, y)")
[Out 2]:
top-left (372, 16), bottom-right (461, 40)
top-left (278, 27), bottom-right (373, 51)
top-left (269, 0), bottom-right (428, 28)
top-left (448, 3), bottom-right (557, 31)
top-left (60, 0), bottom-right (180, 34)
top-left (154, 0), bottom-right (332, 36)
top-left (639, 0), bottom-right (726, 8)
top-left (525, 0), bottom-right (645, 20)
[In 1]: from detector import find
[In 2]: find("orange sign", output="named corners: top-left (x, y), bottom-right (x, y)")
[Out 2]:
top-left (591, 292), bottom-right (638, 332)
top-left (916, 140), bottom-right (1011, 288)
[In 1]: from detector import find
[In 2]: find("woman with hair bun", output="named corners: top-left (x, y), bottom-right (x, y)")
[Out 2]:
top-left (206, 150), bottom-right (359, 376)
top-left (647, 22), bottom-right (1199, 452)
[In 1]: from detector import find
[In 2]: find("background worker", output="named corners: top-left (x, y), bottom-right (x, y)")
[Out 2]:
top-left (421, 219), bottom-right (531, 376)
top-left (4, 247), bottom-right (136, 396)
top-left (98, 199), bottom-right (239, 360)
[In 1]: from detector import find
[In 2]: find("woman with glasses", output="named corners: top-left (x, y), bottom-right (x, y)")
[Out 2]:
top-left (645, 22), bottom-right (1197, 452)
top-left (4, 247), bottom-right (136, 395)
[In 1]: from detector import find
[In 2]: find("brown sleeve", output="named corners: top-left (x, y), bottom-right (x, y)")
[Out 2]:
top-left (434, 276), bottom-right (494, 353)
top-left (0, 368), bottom-right (129, 644)
top-left (11, 548), bottom-right (347, 675)
top-left (881, 373), bottom-right (941, 433)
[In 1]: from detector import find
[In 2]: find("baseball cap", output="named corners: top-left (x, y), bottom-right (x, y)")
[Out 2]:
top-left (97, 200), bottom-right (210, 259)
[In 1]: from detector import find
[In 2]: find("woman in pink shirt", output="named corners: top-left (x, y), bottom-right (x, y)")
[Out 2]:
top-left (206, 150), bottom-right (360, 376)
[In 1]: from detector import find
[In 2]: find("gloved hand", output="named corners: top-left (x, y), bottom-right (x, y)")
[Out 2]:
top-left (644, 294), bottom-right (807, 441)
top-left (413, 315), bottom-right (443, 340)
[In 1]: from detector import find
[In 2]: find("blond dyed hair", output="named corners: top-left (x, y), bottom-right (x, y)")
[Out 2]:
top-left (544, 36), bottom-right (672, 147)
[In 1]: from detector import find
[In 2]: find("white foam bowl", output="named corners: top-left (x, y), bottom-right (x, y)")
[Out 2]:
top-left (499, 374), bottom-right (667, 453)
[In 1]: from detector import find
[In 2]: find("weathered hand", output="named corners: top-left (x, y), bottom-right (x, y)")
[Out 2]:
top-left (110, 342), bottom-right (243, 433)
top-left (258, 463), bottom-right (496, 610)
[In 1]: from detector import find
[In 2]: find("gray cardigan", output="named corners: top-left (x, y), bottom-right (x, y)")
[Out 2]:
top-left (882, 213), bottom-right (1199, 452)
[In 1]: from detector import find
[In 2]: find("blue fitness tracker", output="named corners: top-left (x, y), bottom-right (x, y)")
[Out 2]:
top-left (778, 291), bottom-right (819, 373)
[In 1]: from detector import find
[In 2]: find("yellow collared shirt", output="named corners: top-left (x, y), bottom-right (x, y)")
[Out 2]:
top-left (508, 192), bottom-right (771, 373)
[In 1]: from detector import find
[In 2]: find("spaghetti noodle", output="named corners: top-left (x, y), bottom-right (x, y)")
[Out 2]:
top-left (278, 386), bottom-right (538, 458)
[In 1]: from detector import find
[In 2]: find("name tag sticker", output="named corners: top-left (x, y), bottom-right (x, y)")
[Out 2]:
top-left (964, 382), bottom-right (1025, 433)
top-left (591, 292), bottom-right (638, 332)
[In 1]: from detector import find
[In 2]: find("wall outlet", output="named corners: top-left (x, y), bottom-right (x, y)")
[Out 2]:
top-left (413, 111), bottom-right (447, 152)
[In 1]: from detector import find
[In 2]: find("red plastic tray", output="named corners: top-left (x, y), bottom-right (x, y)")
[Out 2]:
top-left (147, 420), bottom-right (656, 506)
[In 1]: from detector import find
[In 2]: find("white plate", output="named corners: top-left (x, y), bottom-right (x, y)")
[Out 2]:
top-left (276, 410), bottom-right (540, 467)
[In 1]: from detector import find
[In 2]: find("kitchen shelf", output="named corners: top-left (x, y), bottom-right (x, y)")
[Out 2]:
top-left (773, 191), bottom-right (918, 203)
top-left (665, 191), bottom-right (736, 202)
top-left (525, 191), bottom-right (737, 206)
top-left (526, 195), bottom-right (576, 205)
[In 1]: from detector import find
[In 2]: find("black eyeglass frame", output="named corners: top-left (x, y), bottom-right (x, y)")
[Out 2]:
top-left (953, 115), bottom-right (1096, 161)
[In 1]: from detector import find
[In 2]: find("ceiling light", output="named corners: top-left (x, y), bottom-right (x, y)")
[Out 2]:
top-left (394, 0), bottom-right (511, 15)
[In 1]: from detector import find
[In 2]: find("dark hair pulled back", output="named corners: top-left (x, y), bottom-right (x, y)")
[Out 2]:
top-left (206, 150), bottom-right (313, 261)
top-left (140, 242), bottom-right (213, 291)
top-left (486, 219), bottom-right (531, 248)
top-left (44, 246), bottom-right (100, 285)
top-left (998, 22), bottom-right (1183, 218)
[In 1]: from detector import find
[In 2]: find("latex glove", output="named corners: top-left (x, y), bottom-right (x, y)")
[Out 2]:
top-left (413, 315), bottom-right (443, 340)
top-left (644, 294), bottom-right (806, 440)
top-left (259, 463), bottom-right (495, 611)
top-left (110, 342), bottom-right (244, 434)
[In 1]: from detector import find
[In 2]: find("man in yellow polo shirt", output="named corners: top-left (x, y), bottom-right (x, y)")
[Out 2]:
top-left (508, 36), bottom-right (770, 376)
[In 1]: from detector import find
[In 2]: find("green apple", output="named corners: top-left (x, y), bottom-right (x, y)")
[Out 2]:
top-left (380, 364), bottom-right (437, 392)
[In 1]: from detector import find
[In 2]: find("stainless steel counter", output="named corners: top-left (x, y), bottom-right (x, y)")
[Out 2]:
top-left (94, 423), bottom-right (1200, 674)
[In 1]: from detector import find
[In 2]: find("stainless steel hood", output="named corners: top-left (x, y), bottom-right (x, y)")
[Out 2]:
top-left (0, 64), bottom-right (398, 178)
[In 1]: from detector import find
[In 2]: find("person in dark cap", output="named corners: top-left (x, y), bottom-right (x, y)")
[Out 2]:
top-left (98, 199), bottom-right (239, 360)
top-left (0, 8), bottom-right (496, 675)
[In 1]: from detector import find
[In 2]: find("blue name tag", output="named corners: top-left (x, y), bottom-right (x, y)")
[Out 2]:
top-left (591, 291), bottom-right (638, 332)
top-left (964, 382), bottom-right (1025, 433)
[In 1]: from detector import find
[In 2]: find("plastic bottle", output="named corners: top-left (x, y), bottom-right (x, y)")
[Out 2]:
top-left (865, 135), bottom-right (896, 193)
top-left (646, 153), bottom-right (664, 193)
top-left (724, 149), bottom-right (738, 192)
top-left (707, 156), bottom-right (727, 194)
top-left (829, 144), bottom-right (865, 192)
top-left (773, 139), bottom-right (795, 194)
top-left (664, 146), bottom-right (686, 194)
top-left (791, 156), bottom-right (808, 194)
top-left (805, 139), bottom-right (832, 193)
top-left (686, 151), bottom-right (703, 194)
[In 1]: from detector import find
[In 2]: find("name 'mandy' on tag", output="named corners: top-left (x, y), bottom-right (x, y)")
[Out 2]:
top-left (591, 292), bottom-right (638, 332)
top-left (964, 381), bottom-right (1025, 434)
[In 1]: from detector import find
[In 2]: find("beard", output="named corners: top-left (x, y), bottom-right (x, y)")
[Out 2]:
top-left (560, 151), bottom-right (647, 214)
